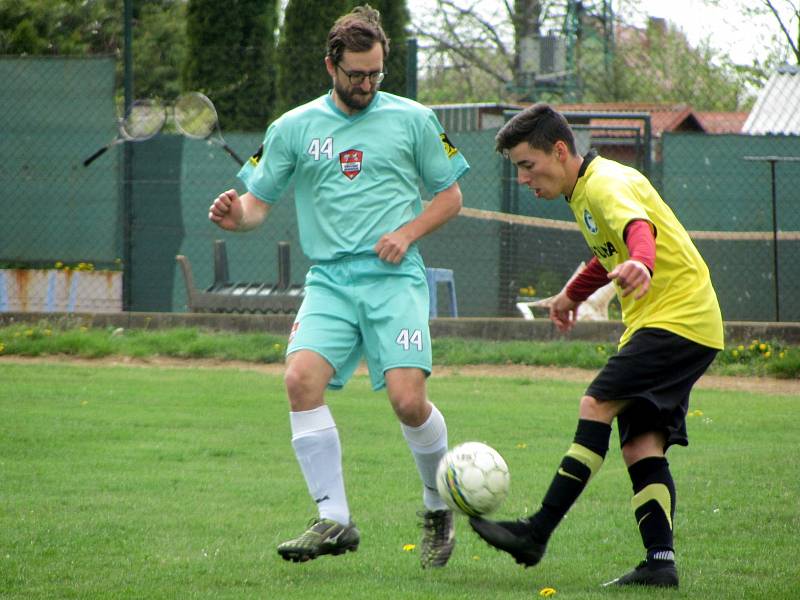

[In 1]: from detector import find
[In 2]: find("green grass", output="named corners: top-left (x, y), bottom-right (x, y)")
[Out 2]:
top-left (1, 363), bottom-right (798, 599)
top-left (1, 321), bottom-right (798, 378)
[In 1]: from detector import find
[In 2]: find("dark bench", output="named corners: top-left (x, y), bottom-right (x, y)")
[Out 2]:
top-left (176, 240), bottom-right (304, 313)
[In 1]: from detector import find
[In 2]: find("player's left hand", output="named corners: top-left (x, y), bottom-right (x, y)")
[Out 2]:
top-left (374, 230), bottom-right (412, 264)
top-left (608, 260), bottom-right (651, 299)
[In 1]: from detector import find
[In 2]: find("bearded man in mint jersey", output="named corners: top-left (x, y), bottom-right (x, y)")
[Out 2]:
top-left (208, 5), bottom-right (469, 569)
top-left (469, 104), bottom-right (723, 588)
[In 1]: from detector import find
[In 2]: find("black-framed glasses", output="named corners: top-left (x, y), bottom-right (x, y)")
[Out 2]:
top-left (335, 63), bottom-right (385, 85)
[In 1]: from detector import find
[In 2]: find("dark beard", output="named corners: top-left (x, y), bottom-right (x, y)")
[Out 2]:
top-left (334, 79), bottom-right (377, 111)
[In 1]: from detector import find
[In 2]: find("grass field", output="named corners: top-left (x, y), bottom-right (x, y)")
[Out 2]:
top-left (1, 322), bottom-right (799, 378)
top-left (2, 362), bottom-right (798, 599)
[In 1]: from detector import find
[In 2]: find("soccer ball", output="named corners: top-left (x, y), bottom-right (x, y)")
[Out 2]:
top-left (436, 441), bottom-right (510, 517)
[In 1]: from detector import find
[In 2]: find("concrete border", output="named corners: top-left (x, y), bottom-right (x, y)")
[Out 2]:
top-left (1, 312), bottom-right (799, 344)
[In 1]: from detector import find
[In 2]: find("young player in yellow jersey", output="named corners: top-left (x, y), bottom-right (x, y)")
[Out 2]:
top-left (470, 104), bottom-right (724, 589)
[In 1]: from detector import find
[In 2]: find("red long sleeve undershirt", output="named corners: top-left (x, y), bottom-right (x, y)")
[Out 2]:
top-left (566, 220), bottom-right (656, 302)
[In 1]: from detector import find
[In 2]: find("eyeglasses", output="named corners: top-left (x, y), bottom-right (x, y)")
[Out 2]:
top-left (335, 63), bottom-right (385, 85)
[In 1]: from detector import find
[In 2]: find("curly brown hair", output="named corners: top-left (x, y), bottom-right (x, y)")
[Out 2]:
top-left (326, 4), bottom-right (390, 65)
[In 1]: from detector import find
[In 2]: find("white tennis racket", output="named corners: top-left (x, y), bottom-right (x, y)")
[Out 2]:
top-left (174, 92), bottom-right (244, 166)
top-left (83, 99), bottom-right (167, 167)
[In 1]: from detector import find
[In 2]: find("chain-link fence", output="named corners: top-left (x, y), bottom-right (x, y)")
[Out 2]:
top-left (2, 56), bottom-right (799, 321)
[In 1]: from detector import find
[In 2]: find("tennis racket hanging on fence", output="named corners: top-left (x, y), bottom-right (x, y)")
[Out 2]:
top-left (174, 92), bottom-right (244, 166)
top-left (83, 99), bottom-right (167, 167)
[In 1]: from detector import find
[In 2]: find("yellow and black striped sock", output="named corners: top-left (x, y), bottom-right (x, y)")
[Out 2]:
top-left (530, 419), bottom-right (611, 540)
top-left (629, 456), bottom-right (676, 562)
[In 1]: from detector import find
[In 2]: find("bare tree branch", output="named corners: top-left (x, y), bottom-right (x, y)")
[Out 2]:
top-left (415, 24), bottom-right (513, 84)
top-left (439, 0), bottom-right (511, 57)
top-left (763, 0), bottom-right (800, 60)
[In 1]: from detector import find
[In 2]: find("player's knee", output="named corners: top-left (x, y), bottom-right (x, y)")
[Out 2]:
top-left (622, 432), bottom-right (666, 465)
top-left (284, 365), bottom-right (322, 410)
top-left (578, 395), bottom-right (616, 423)
top-left (389, 392), bottom-right (428, 426)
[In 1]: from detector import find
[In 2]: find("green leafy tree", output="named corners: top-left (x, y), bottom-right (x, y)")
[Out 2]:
top-left (183, 0), bottom-right (278, 131)
top-left (133, 2), bottom-right (187, 100)
top-left (274, 0), bottom-right (351, 116)
top-left (0, 0), bottom-right (120, 55)
top-left (582, 19), bottom-right (747, 110)
top-left (367, 0), bottom-right (409, 97)
top-left (0, 0), bottom-right (187, 101)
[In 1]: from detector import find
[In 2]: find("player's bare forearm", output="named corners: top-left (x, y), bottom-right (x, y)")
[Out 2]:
top-left (374, 182), bottom-right (462, 263)
top-left (208, 190), bottom-right (270, 232)
top-left (400, 183), bottom-right (462, 242)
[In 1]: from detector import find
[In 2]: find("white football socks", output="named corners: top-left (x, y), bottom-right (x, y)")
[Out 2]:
top-left (290, 405), bottom-right (350, 525)
top-left (401, 403), bottom-right (449, 511)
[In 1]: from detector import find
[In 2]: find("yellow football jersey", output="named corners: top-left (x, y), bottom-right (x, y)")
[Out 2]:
top-left (569, 156), bottom-right (724, 350)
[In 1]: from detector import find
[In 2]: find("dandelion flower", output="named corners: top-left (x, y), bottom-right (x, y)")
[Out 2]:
top-left (403, 544), bottom-right (416, 552)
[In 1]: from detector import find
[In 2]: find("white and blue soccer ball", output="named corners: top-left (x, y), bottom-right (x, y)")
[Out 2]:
top-left (436, 441), bottom-right (510, 517)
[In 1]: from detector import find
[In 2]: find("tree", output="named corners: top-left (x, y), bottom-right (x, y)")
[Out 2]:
top-left (707, 0), bottom-right (799, 65)
top-left (367, 0), bottom-right (409, 97)
top-left (133, 2), bottom-right (187, 100)
top-left (591, 18), bottom-right (745, 110)
top-left (0, 0), bottom-right (120, 55)
top-left (274, 0), bottom-right (351, 116)
top-left (411, 0), bottom-right (749, 109)
top-left (413, 0), bottom-right (579, 103)
top-left (183, 0), bottom-right (279, 131)
top-left (0, 0), bottom-right (187, 102)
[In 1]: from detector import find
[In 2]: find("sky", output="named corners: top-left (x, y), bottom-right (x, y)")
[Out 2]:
top-left (408, 0), bottom-right (797, 66)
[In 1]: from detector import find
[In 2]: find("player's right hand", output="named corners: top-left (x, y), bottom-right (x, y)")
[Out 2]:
top-left (209, 189), bottom-right (243, 231)
top-left (549, 290), bottom-right (580, 332)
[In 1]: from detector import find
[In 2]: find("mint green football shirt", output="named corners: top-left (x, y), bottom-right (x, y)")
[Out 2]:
top-left (237, 91), bottom-right (470, 262)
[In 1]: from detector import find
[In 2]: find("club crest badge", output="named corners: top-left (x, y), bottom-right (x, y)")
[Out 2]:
top-left (339, 149), bottom-right (363, 180)
top-left (583, 209), bottom-right (598, 234)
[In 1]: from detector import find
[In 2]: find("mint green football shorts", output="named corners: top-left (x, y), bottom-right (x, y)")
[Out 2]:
top-left (287, 249), bottom-right (432, 391)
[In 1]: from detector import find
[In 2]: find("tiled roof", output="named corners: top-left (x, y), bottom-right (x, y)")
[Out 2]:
top-left (695, 111), bottom-right (749, 134)
top-left (553, 102), bottom-right (703, 137)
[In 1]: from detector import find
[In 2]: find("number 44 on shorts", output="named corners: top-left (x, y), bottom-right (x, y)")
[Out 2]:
top-left (396, 329), bottom-right (423, 351)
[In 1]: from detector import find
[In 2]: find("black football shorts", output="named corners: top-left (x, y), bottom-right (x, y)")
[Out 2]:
top-left (586, 327), bottom-right (719, 450)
